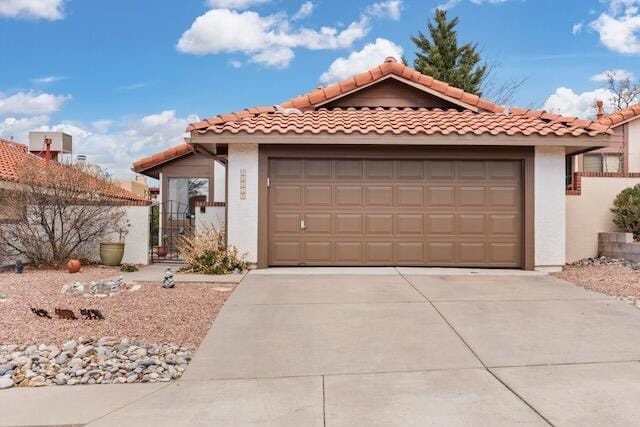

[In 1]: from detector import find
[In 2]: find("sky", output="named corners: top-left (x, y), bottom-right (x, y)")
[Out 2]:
top-left (1, 0), bottom-right (640, 178)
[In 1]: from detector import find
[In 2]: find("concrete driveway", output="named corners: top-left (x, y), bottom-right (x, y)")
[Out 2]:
top-left (5, 268), bottom-right (640, 426)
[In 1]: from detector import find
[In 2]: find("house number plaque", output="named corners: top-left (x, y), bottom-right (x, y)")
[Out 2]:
top-left (240, 169), bottom-right (247, 200)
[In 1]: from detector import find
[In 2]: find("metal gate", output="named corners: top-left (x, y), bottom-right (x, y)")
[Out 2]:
top-left (149, 200), bottom-right (195, 263)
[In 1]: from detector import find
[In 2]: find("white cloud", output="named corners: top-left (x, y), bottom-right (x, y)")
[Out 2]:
top-left (0, 115), bottom-right (50, 141)
top-left (292, 1), bottom-right (314, 20)
top-left (0, 0), bottom-right (65, 20)
top-left (590, 68), bottom-right (635, 82)
top-left (177, 1), bottom-right (399, 68)
top-left (0, 91), bottom-right (70, 115)
top-left (117, 82), bottom-right (151, 91)
top-left (543, 87), bottom-right (615, 119)
top-left (319, 38), bottom-right (403, 84)
top-left (31, 75), bottom-right (65, 84)
top-left (206, 0), bottom-right (269, 9)
top-left (572, 22), bottom-right (583, 34)
top-left (229, 59), bottom-right (243, 68)
top-left (589, 0), bottom-right (640, 54)
top-left (366, 0), bottom-right (402, 20)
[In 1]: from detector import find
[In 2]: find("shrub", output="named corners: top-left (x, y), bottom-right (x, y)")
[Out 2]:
top-left (177, 225), bottom-right (248, 275)
top-left (611, 184), bottom-right (640, 239)
top-left (120, 263), bottom-right (138, 272)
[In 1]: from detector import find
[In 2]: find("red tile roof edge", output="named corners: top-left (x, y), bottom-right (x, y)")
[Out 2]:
top-left (598, 104), bottom-right (640, 127)
top-left (132, 142), bottom-right (194, 173)
top-left (0, 139), bottom-right (149, 204)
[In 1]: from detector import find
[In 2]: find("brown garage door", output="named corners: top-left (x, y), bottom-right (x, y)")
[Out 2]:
top-left (268, 158), bottom-right (522, 267)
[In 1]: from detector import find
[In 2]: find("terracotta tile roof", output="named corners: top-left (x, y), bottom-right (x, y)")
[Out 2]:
top-left (598, 104), bottom-right (640, 127)
top-left (188, 59), bottom-right (505, 133)
top-left (0, 139), bottom-right (149, 204)
top-left (192, 107), bottom-right (610, 137)
top-left (132, 142), bottom-right (193, 173)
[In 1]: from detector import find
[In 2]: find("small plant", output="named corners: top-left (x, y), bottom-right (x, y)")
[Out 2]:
top-left (177, 225), bottom-right (248, 275)
top-left (612, 184), bottom-right (640, 239)
top-left (120, 263), bottom-right (138, 272)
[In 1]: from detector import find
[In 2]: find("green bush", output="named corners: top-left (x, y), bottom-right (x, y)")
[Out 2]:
top-left (177, 225), bottom-right (248, 275)
top-left (120, 263), bottom-right (138, 272)
top-left (611, 184), bottom-right (640, 239)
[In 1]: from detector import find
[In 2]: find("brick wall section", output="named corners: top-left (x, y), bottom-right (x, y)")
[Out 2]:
top-left (567, 172), bottom-right (640, 196)
top-left (598, 232), bottom-right (640, 262)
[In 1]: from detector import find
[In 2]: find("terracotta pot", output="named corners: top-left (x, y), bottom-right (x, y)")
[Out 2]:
top-left (67, 259), bottom-right (81, 273)
top-left (156, 245), bottom-right (168, 257)
top-left (100, 242), bottom-right (125, 266)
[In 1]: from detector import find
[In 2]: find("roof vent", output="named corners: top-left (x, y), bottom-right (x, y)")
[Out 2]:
top-left (384, 56), bottom-right (398, 63)
top-left (596, 100), bottom-right (605, 120)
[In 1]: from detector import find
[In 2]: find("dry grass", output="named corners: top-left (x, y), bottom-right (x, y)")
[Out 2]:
top-left (0, 266), bottom-right (235, 347)
top-left (554, 265), bottom-right (640, 300)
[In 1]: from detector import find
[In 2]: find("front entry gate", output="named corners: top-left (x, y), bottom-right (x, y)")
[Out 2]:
top-left (149, 200), bottom-right (195, 263)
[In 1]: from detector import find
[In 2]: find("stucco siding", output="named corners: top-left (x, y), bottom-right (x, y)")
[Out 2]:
top-left (534, 146), bottom-right (566, 270)
top-left (214, 161), bottom-right (226, 203)
top-left (566, 177), bottom-right (640, 262)
top-left (227, 144), bottom-right (259, 263)
top-left (628, 120), bottom-right (640, 172)
top-left (122, 206), bottom-right (150, 265)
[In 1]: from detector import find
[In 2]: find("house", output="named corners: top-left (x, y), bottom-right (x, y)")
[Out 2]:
top-left (566, 103), bottom-right (640, 262)
top-left (134, 57), bottom-right (611, 271)
top-left (0, 137), bottom-right (150, 265)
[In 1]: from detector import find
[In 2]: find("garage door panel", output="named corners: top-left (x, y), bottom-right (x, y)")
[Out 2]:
top-left (458, 243), bottom-right (486, 264)
top-left (396, 242), bottom-right (425, 263)
top-left (272, 186), bottom-right (302, 207)
top-left (366, 160), bottom-right (394, 179)
top-left (458, 187), bottom-right (486, 207)
top-left (365, 186), bottom-right (393, 206)
top-left (396, 214), bottom-right (424, 235)
top-left (304, 213), bottom-right (331, 234)
top-left (305, 159), bottom-right (332, 179)
top-left (366, 214), bottom-right (393, 234)
top-left (366, 242), bottom-right (394, 263)
top-left (304, 186), bottom-right (332, 206)
top-left (335, 214), bottom-right (363, 234)
top-left (427, 215), bottom-right (455, 235)
top-left (488, 187), bottom-right (519, 208)
top-left (273, 159), bottom-right (302, 179)
top-left (335, 160), bottom-right (363, 179)
top-left (397, 186), bottom-right (424, 207)
top-left (268, 158), bottom-right (522, 267)
top-left (427, 187), bottom-right (455, 207)
top-left (428, 243), bottom-right (456, 264)
top-left (304, 242), bottom-right (332, 262)
top-left (427, 161), bottom-right (455, 179)
top-left (396, 160), bottom-right (424, 179)
top-left (270, 241), bottom-right (301, 264)
top-left (271, 213), bottom-right (301, 234)
top-left (458, 215), bottom-right (486, 235)
top-left (335, 186), bottom-right (363, 206)
top-left (335, 242), bottom-right (363, 263)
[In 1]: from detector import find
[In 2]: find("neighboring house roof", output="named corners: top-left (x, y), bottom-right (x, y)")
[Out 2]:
top-left (133, 58), bottom-right (611, 173)
top-left (131, 142), bottom-right (193, 174)
top-left (598, 104), bottom-right (640, 127)
top-left (0, 139), bottom-right (149, 204)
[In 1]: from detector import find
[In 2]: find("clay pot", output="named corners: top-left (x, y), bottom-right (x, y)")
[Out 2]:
top-left (156, 245), bottom-right (168, 257)
top-left (67, 259), bottom-right (81, 273)
top-left (100, 242), bottom-right (125, 266)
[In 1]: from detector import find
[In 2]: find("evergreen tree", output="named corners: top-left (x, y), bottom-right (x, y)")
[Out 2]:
top-left (411, 9), bottom-right (487, 95)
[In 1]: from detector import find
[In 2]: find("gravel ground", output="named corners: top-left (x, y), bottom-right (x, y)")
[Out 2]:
top-left (554, 264), bottom-right (640, 300)
top-left (0, 266), bottom-right (235, 347)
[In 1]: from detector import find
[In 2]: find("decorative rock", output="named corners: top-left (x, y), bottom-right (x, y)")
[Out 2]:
top-left (75, 345), bottom-right (96, 358)
top-left (97, 337), bottom-right (119, 347)
top-left (63, 340), bottom-right (77, 352)
top-left (0, 376), bottom-right (14, 389)
top-left (0, 364), bottom-right (16, 376)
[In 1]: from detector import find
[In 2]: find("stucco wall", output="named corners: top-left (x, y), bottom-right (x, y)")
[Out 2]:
top-left (214, 161), bottom-right (226, 203)
top-left (534, 146), bottom-right (566, 270)
top-left (566, 176), bottom-right (640, 262)
top-left (628, 120), bottom-right (640, 172)
top-left (121, 206), bottom-right (150, 265)
top-left (196, 206), bottom-right (225, 232)
top-left (227, 144), bottom-right (259, 263)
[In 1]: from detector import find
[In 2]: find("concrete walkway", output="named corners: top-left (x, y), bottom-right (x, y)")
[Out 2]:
top-left (3, 269), bottom-right (640, 426)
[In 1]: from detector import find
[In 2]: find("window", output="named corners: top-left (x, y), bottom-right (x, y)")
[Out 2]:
top-left (584, 154), bottom-right (623, 173)
top-left (167, 178), bottom-right (209, 218)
